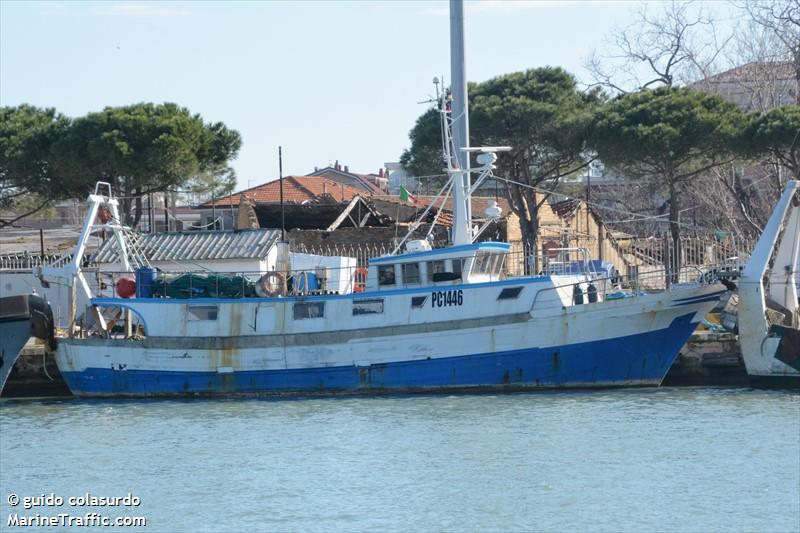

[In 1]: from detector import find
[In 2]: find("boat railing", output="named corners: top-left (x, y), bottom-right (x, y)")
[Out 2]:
top-left (83, 255), bottom-right (730, 302)
top-left (529, 263), bottom-right (726, 314)
top-left (90, 265), bottom-right (363, 300)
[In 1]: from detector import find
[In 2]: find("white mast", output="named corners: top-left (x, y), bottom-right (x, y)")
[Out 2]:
top-left (449, 0), bottom-right (472, 245)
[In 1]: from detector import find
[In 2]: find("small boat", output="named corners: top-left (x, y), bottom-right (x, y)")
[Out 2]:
top-left (738, 180), bottom-right (800, 386)
top-left (38, 1), bottom-right (725, 398)
top-left (0, 294), bottom-right (56, 394)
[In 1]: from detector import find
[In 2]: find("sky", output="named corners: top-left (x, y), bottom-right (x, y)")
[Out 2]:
top-left (0, 0), bottom-right (733, 192)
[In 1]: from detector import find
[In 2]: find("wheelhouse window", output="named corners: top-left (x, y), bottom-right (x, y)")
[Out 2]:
top-left (353, 299), bottom-right (383, 315)
top-left (378, 265), bottom-right (396, 286)
top-left (187, 305), bottom-right (218, 321)
top-left (402, 263), bottom-right (420, 285)
top-left (451, 258), bottom-right (465, 277)
top-left (472, 251), bottom-right (506, 276)
top-left (428, 260), bottom-right (446, 282)
top-left (294, 302), bottom-right (325, 319)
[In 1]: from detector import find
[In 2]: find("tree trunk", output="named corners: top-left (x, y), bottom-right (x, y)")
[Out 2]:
top-left (507, 186), bottom-right (542, 275)
top-left (0, 199), bottom-right (53, 229)
top-left (794, 45), bottom-right (800, 105)
top-left (132, 187), bottom-right (143, 229)
top-left (121, 180), bottom-right (132, 226)
top-left (525, 187), bottom-right (541, 275)
top-left (164, 194), bottom-right (170, 232)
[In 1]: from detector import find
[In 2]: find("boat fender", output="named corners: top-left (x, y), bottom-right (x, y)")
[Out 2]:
top-left (294, 271), bottom-right (309, 295)
top-left (572, 284), bottom-right (584, 305)
top-left (257, 271), bottom-right (285, 297)
top-left (353, 267), bottom-right (368, 293)
top-left (587, 283), bottom-right (598, 303)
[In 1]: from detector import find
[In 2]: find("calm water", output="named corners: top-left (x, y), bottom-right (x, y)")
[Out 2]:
top-left (1, 388), bottom-right (798, 533)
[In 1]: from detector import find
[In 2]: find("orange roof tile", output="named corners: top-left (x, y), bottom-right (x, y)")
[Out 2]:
top-left (202, 176), bottom-right (366, 207)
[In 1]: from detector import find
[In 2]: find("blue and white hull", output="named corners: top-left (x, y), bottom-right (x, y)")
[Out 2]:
top-left (55, 280), bottom-right (724, 397)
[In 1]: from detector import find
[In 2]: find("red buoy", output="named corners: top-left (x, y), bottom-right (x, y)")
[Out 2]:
top-left (116, 277), bottom-right (136, 298)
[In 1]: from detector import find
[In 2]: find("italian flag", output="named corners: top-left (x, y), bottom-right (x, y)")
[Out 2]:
top-left (399, 185), bottom-right (418, 205)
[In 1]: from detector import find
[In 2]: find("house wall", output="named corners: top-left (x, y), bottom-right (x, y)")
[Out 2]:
top-left (502, 194), bottom-right (631, 276)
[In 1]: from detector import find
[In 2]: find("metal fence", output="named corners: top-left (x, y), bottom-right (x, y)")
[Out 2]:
top-left (1, 235), bottom-right (756, 281)
top-left (293, 242), bottom-right (397, 269)
top-left (506, 235), bottom-right (755, 283)
top-left (0, 252), bottom-right (70, 272)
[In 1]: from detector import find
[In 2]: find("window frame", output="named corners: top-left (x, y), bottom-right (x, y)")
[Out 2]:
top-left (293, 301), bottom-right (325, 320)
top-left (378, 264), bottom-right (396, 286)
top-left (402, 262), bottom-right (421, 285)
top-left (427, 260), bottom-right (446, 282)
top-left (352, 298), bottom-right (384, 316)
top-left (187, 305), bottom-right (218, 321)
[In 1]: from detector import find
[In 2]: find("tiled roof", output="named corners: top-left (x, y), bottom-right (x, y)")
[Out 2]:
top-left (201, 176), bottom-right (365, 207)
top-left (550, 199), bottom-right (581, 219)
top-left (698, 61), bottom-right (794, 84)
top-left (372, 195), bottom-right (512, 219)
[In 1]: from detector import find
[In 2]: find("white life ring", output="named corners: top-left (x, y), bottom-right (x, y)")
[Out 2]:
top-left (256, 271), bottom-right (285, 297)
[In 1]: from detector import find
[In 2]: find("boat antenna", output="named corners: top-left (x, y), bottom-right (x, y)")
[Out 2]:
top-left (279, 145), bottom-right (285, 242)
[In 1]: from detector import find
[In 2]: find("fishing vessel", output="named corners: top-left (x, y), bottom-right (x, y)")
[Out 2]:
top-left (738, 180), bottom-right (800, 386)
top-left (42, 0), bottom-right (725, 397)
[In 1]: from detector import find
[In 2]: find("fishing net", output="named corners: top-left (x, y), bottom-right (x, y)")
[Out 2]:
top-left (151, 273), bottom-right (257, 299)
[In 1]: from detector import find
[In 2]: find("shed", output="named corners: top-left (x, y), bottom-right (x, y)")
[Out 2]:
top-left (92, 229), bottom-right (283, 275)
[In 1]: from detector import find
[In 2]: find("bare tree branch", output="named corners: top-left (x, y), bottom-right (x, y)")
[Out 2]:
top-left (0, 198), bottom-right (53, 229)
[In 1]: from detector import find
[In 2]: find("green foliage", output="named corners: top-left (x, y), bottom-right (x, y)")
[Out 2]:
top-left (592, 86), bottom-right (745, 280)
top-left (471, 67), bottom-right (600, 180)
top-left (55, 102), bottom-right (241, 200)
top-left (186, 169), bottom-right (237, 203)
top-left (399, 107), bottom-right (443, 178)
top-left (745, 105), bottom-right (800, 178)
top-left (592, 86), bottom-right (744, 182)
top-left (471, 68), bottom-right (600, 261)
top-left (0, 102), bottom-right (241, 227)
top-left (399, 68), bottom-right (600, 258)
top-left (0, 105), bottom-right (72, 208)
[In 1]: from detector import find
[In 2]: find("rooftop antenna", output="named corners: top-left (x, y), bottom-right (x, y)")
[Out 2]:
top-left (279, 146), bottom-right (285, 241)
top-left (275, 146), bottom-right (291, 290)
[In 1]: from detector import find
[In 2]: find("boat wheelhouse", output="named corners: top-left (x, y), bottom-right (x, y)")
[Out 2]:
top-left (367, 241), bottom-right (509, 290)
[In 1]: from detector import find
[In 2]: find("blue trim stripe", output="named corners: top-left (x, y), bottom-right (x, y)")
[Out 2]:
top-left (369, 242), bottom-right (511, 264)
top-left (672, 290), bottom-right (726, 303)
top-left (61, 313), bottom-right (699, 397)
top-left (90, 274), bottom-right (551, 306)
top-left (670, 291), bottom-right (726, 307)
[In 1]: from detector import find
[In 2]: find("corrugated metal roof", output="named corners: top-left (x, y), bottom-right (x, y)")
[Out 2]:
top-left (92, 229), bottom-right (281, 263)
